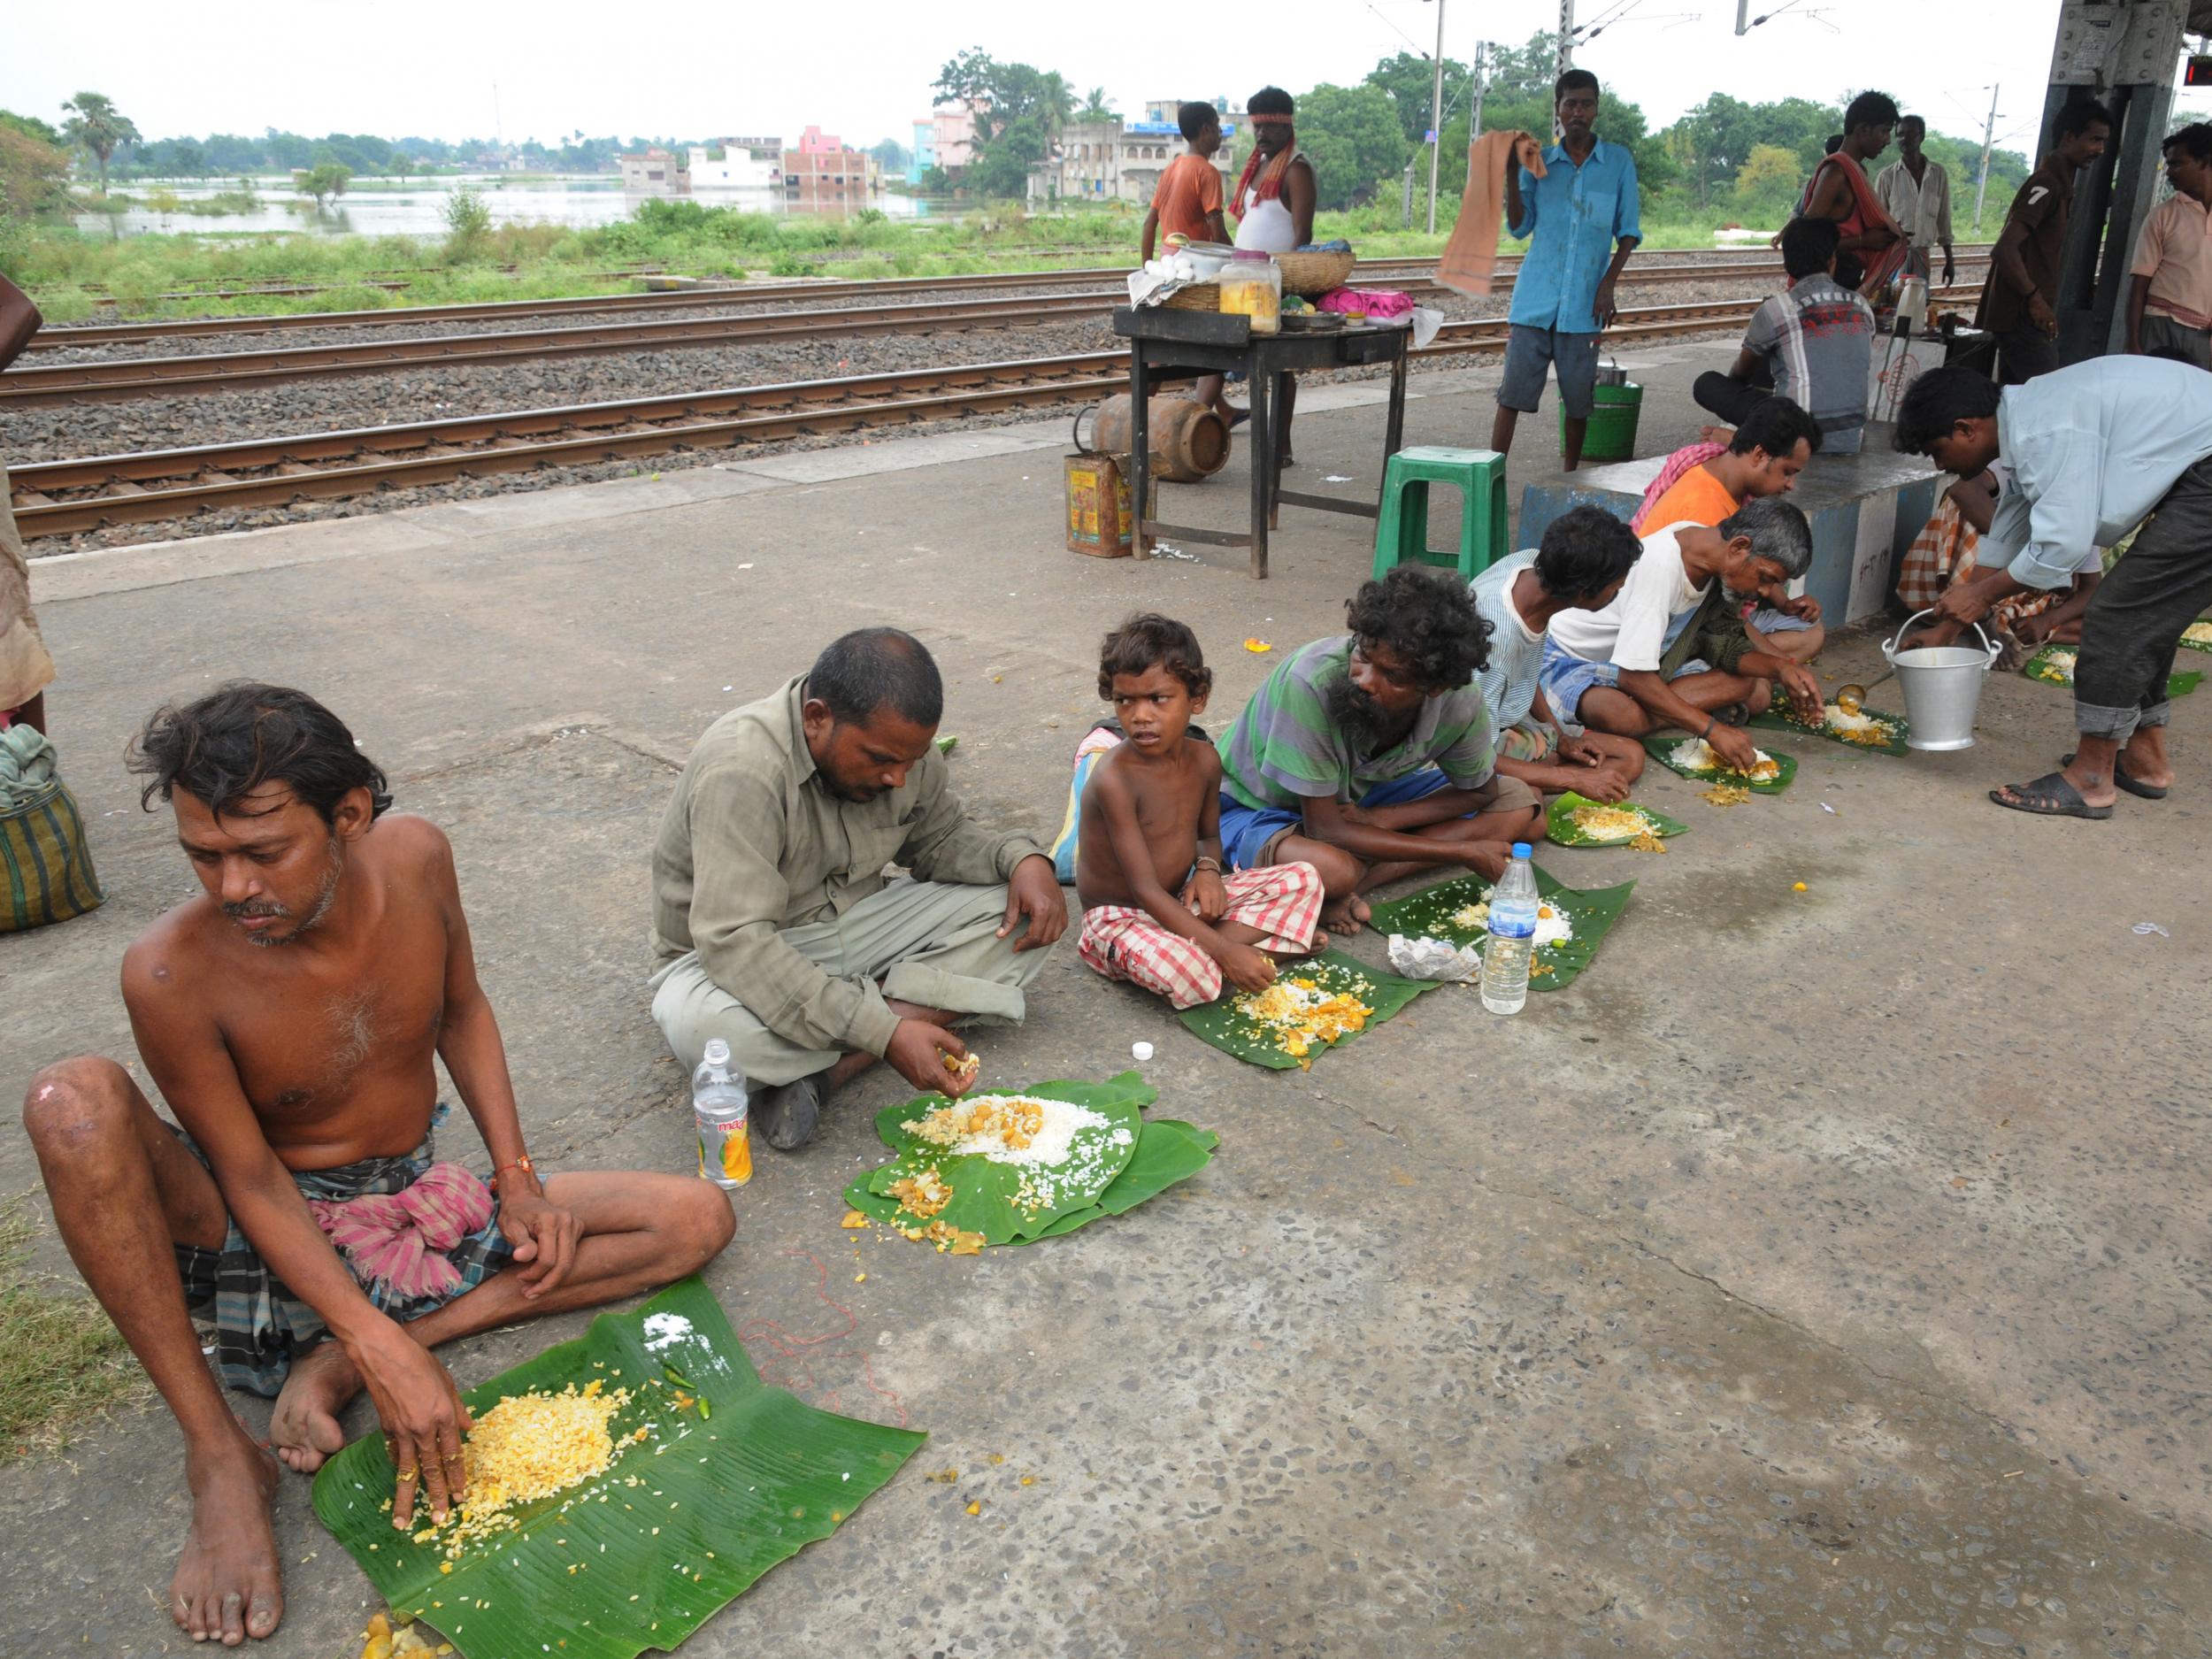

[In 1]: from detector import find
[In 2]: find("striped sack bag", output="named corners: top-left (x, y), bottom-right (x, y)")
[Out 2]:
top-left (1, 730), bottom-right (104, 932)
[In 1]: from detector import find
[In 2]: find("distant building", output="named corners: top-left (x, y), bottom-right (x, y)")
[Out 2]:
top-left (687, 137), bottom-right (781, 190)
top-left (784, 127), bottom-right (882, 209)
top-left (907, 102), bottom-right (981, 184)
top-left (619, 147), bottom-right (688, 196)
top-left (1025, 104), bottom-right (1235, 208)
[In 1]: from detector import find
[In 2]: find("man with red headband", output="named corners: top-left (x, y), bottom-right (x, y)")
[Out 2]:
top-left (1230, 86), bottom-right (1317, 459)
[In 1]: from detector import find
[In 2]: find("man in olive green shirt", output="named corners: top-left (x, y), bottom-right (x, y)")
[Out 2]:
top-left (649, 628), bottom-right (1067, 1148)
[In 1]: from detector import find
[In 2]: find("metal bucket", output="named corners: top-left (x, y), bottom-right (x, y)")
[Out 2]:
top-left (1884, 609), bottom-right (2003, 750)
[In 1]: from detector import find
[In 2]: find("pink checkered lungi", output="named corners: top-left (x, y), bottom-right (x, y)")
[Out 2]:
top-left (1078, 863), bottom-right (1326, 1009)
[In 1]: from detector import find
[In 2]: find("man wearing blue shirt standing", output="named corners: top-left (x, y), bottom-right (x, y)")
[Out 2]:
top-left (1896, 360), bottom-right (2212, 818)
top-left (1490, 69), bottom-right (1642, 472)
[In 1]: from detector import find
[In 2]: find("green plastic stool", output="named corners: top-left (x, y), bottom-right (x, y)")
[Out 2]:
top-left (1370, 446), bottom-right (1510, 581)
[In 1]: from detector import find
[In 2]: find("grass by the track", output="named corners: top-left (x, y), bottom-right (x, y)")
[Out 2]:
top-left (12, 194), bottom-right (1806, 327)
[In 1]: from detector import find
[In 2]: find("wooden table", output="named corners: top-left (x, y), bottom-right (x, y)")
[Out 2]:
top-left (1111, 306), bottom-right (1412, 579)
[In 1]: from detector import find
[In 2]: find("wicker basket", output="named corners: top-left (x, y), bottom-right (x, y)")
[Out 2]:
top-left (1276, 250), bottom-right (1356, 296)
top-left (1161, 282), bottom-right (1222, 312)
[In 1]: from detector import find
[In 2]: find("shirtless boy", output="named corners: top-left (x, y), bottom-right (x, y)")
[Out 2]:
top-left (1075, 615), bottom-right (1325, 1008)
top-left (21, 684), bottom-right (734, 1647)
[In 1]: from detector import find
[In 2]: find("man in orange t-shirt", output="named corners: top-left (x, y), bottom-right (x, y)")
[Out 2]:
top-left (1631, 396), bottom-right (1828, 663)
top-left (1141, 102), bottom-right (1233, 423)
top-left (1141, 102), bottom-right (1228, 257)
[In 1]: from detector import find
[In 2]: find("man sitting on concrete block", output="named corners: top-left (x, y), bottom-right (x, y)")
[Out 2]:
top-left (1694, 217), bottom-right (1875, 457)
top-left (1538, 498), bottom-right (1824, 764)
top-left (649, 628), bottom-right (1067, 1148)
top-left (1632, 395), bottom-right (1829, 665)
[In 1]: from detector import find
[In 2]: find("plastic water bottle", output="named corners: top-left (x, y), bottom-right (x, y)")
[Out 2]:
top-left (692, 1038), bottom-right (751, 1188)
top-left (1480, 842), bottom-right (1540, 1017)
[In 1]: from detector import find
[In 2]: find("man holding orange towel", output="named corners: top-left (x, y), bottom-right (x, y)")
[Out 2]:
top-left (1487, 69), bottom-right (1641, 472)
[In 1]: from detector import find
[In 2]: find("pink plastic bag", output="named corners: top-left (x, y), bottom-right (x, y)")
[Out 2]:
top-left (1317, 287), bottom-right (1415, 319)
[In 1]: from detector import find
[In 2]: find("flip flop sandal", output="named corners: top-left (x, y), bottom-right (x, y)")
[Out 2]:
top-left (2062, 752), bottom-right (2169, 799)
top-left (1226, 407), bottom-right (1251, 429)
top-left (1990, 771), bottom-right (2115, 818)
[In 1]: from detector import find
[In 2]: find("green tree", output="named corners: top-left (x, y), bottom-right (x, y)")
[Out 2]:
top-left (1039, 72), bottom-right (1075, 139)
top-left (0, 120), bottom-right (72, 219)
top-left (60, 90), bottom-right (141, 193)
top-left (1079, 87), bottom-right (1117, 123)
top-left (1415, 35), bottom-right (1670, 203)
top-left (0, 109), bottom-right (64, 148)
top-left (871, 137), bottom-right (910, 173)
top-left (918, 164), bottom-right (951, 194)
top-left (1732, 142), bottom-right (1803, 224)
top-left (933, 49), bottom-right (1065, 198)
top-left (1364, 50), bottom-right (1473, 150)
top-left (263, 127), bottom-right (312, 171)
top-left (1663, 93), bottom-right (1833, 205)
top-left (296, 160), bottom-right (351, 209)
top-left (443, 182), bottom-right (493, 256)
top-left (1295, 83), bottom-right (1409, 211)
top-left (203, 132), bottom-right (263, 173)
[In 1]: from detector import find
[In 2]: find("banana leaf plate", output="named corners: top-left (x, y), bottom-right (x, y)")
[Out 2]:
top-left (1363, 868), bottom-right (1633, 993)
top-left (2179, 619), bottom-right (2212, 655)
top-left (1177, 948), bottom-right (1442, 1069)
top-left (1545, 790), bottom-right (1687, 847)
top-left (2025, 643), bottom-right (2201, 700)
top-left (311, 1276), bottom-right (924, 1659)
top-left (1641, 734), bottom-right (1799, 792)
top-left (1747, 702), bottom-right (1911, 757)
top-left (840, 1071), bottom-right (1213, 1246)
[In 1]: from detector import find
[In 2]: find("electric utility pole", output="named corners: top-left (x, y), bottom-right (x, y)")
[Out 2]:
top-left (1426, 0), bottom-right (1448, 233)
top-left (1470, 40), bottom-right (1490, 134)
top-left (1973, 84), bottom-right (2001, 234)
top-left (1557, 1), bottom-right (1576, 78)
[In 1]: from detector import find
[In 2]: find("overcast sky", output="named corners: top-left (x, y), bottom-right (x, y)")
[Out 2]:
top-left (7, 1), bottom-right (2209, 154)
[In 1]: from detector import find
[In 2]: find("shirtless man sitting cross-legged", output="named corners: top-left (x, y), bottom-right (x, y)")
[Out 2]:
top-left (21, 684), bottom-right (735, 1647)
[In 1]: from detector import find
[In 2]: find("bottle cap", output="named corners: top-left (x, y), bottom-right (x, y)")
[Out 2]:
top-left (703, 1038), bottom-right (731, 1065)
top-left (1511, 841), bottom-right (1532, 858)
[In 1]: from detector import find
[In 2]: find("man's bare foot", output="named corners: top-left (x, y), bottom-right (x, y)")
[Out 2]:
top-left (1318, 895), bottom-right (1371, 936)
top-left (270, 1340), bottom-right (357, 1473)
top-left (173, 1434), bottom-right (283, 1645)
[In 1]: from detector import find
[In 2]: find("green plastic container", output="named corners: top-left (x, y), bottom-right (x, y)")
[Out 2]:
top-left (1564, 380), bottom-right (1643, 463)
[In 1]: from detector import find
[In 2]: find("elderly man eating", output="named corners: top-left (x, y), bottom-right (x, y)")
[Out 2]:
top-left (649, 627), bottom-right (1067, 1148)
top-left (1539, 498), bottom-right (1824, 771)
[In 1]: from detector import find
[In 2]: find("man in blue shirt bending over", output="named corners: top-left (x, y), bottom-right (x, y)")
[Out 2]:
top-left (1490, 68), bottom-right (1641, 472)
top-left (1896, 360), bottom-right (2212, 818)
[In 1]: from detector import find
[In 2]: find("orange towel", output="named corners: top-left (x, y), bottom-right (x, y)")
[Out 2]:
top-left (1437, 130), bottom-right (1548, 296)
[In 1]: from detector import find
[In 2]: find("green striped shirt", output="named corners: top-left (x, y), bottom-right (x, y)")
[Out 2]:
top-left (1215, 636), bottom-right (1496, 810)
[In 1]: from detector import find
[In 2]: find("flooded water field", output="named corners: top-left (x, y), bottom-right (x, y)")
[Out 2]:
top-left (75, 173), bottom-right (950, 239)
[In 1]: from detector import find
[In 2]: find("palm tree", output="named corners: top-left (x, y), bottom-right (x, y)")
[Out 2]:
top-left (60, 90), bottom-right (139, 195)
top-left (1039, 73), bottom-right (1076, 139)
top-left (1079, 88), bottom-right (1116, 124)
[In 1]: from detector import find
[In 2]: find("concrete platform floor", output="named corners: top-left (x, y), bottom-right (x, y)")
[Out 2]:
top-left (3, 345), bottom-right (2208, 1658)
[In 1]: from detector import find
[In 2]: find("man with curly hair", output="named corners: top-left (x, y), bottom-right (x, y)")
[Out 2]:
top-left (1213, 566), bottom-right (1542, 935)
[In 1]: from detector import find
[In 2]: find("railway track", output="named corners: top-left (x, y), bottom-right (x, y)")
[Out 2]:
top-left (8, 260), bottom-right (1993, 411)
top-left (12, 290), bottom-right (1966, 540)
top-left (25, 249), bottom-right (1993, 355)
